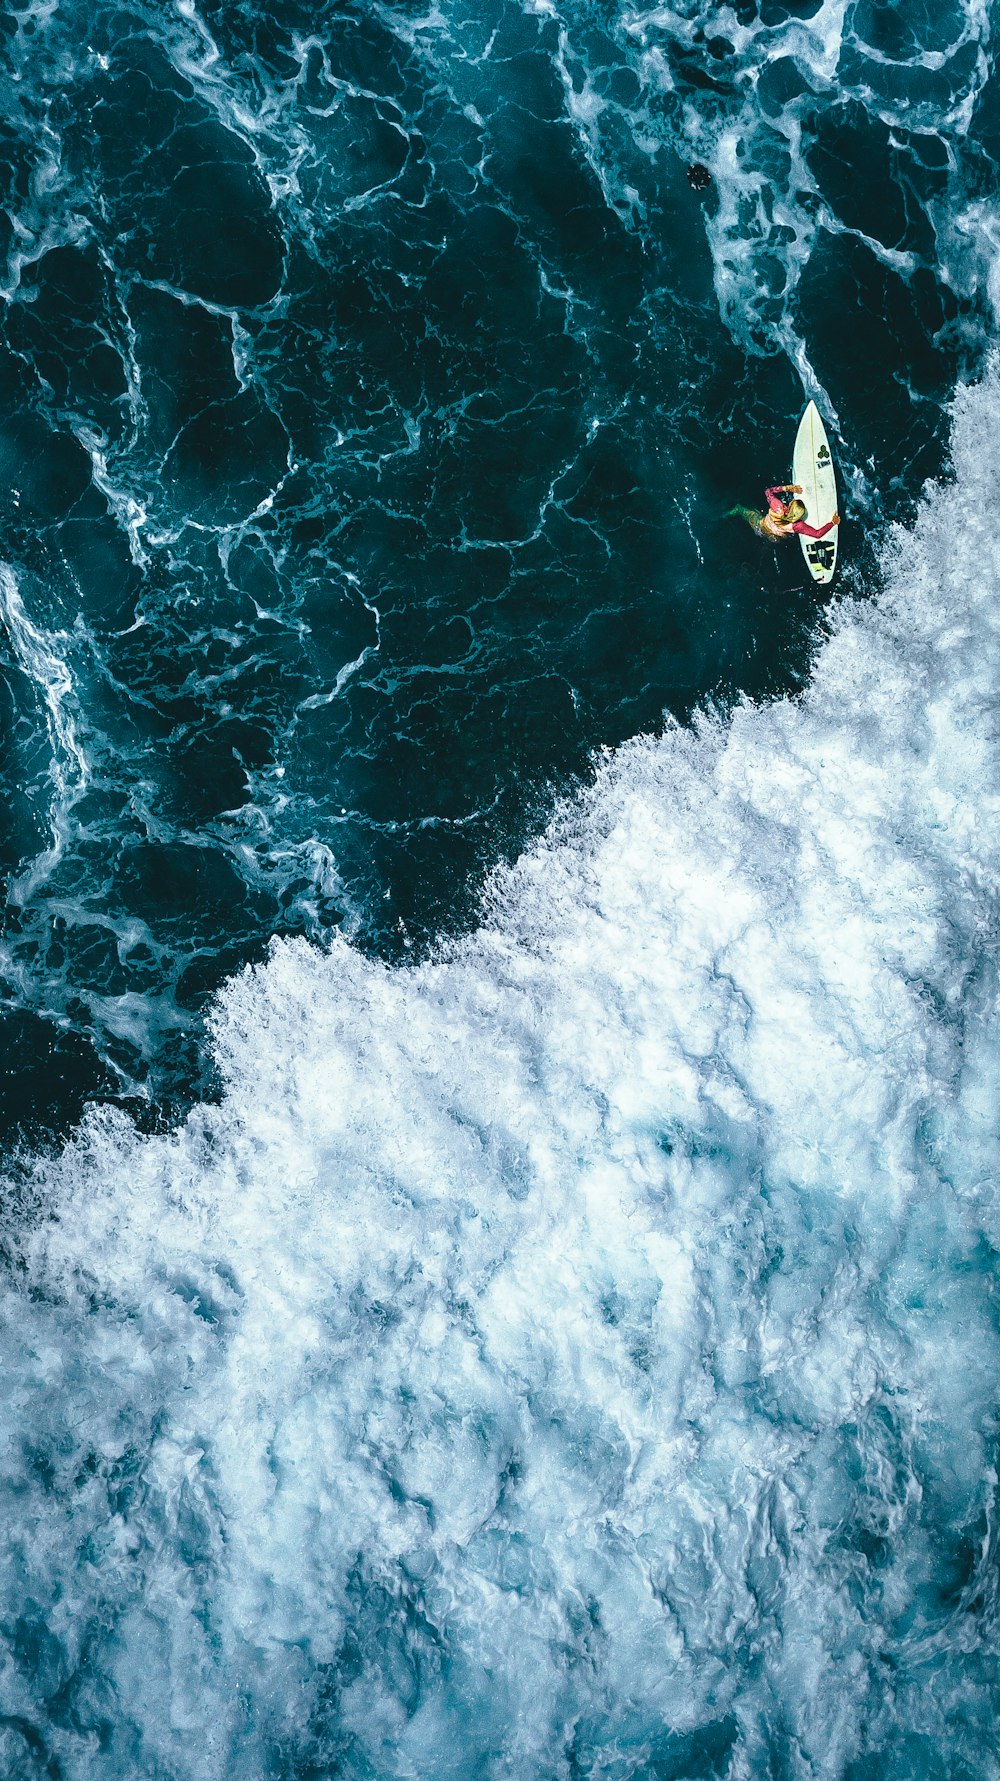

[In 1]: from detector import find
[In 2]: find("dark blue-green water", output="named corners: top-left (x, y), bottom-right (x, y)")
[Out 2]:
top-left (2, 1), bottom-right (1000, 1777)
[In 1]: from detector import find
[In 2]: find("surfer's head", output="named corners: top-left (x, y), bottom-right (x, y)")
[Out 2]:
top-left (786, 498), bottom-right (806, 522)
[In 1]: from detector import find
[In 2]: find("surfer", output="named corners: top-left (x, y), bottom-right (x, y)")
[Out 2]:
top-left (731, 484), bottom-right (840, 542)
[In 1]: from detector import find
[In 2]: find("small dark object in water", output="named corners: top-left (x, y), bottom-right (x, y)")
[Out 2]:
top-left (687, 162), bottom-right (712, 190)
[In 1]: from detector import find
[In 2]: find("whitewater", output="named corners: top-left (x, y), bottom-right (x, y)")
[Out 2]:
top-left (2, 365), bottom-right (1000, 1778)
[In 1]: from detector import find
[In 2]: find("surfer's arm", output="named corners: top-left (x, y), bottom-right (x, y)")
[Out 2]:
top-left (764, 485), bottom-right (790, 512)
top-left (790, 516), bottom-right (838, 539)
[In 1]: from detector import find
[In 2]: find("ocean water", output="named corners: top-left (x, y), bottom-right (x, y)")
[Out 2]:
top-left (1, 0), bottom-right (1000, 1775)
top-left (1, 0), bottom-right (996, 1132)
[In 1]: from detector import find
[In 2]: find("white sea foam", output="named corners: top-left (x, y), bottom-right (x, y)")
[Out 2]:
top-left (3, 367), bottom-right (1000, 1777)
top-left (0, 564), bottom-right (90, 902)
top-left (614, 0), bottom-right (994, 367)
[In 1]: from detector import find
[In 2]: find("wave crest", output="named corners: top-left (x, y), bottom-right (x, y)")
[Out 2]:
top-left (0, 367), bottom-right (998, 1776)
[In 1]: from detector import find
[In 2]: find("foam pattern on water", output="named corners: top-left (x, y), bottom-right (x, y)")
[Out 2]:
top-left (0, 0), bottom-right (995, 1129)
top-left (610, 0), bottom-right (997, 361)
top-left (1, 367), bottom-right (999, 1778)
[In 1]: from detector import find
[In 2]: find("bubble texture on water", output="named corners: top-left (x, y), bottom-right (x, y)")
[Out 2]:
top-left (1, 363), bottom-right (1000, 1778)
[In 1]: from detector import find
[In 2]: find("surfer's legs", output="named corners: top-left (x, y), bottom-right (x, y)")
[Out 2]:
top-left (728, 504), bottom-right (764, 536)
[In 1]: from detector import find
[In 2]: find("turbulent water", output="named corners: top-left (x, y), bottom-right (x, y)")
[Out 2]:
top-left (1, 0), bottom-right (997, 1130)
top-left (1, 0), bottom-right (1000, 1775)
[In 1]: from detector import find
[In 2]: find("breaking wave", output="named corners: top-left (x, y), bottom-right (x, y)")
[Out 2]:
top-left (1, 363), bottom-right (998, 1778)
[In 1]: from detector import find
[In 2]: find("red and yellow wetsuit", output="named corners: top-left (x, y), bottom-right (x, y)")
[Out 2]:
top-left (759, 485), bottom-right (838, 541)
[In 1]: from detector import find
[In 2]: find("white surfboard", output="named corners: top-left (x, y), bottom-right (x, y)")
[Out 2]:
top-left (792, 400), bottom-right (838, 584)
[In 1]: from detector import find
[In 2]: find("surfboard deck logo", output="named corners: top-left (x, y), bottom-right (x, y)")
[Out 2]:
top-left (792, 401), bottom-right (838, 585)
